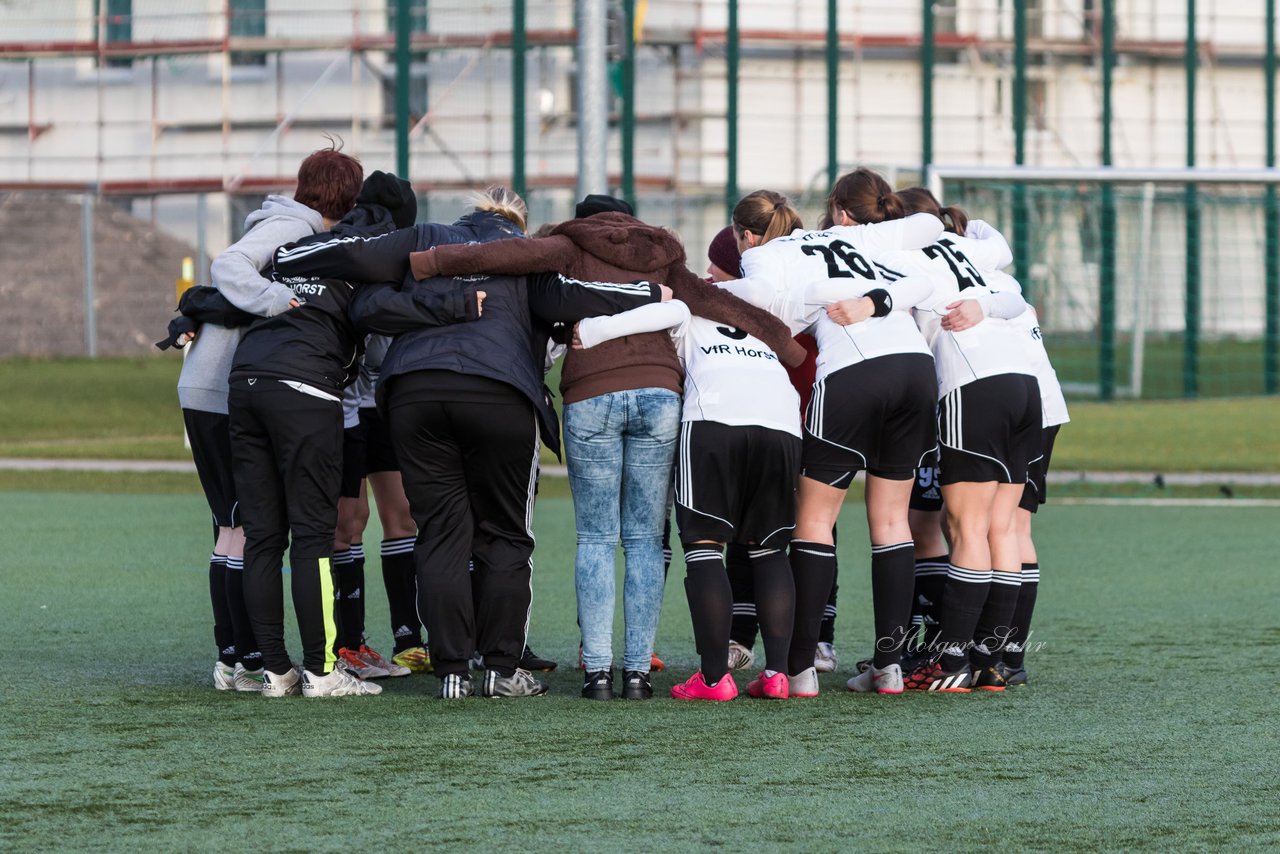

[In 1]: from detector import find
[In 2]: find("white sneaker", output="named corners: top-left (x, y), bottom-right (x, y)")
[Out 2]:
top-left (727, 641), bottom-right (755, 671)
top-left (232, 662), bottom-right (264, 693)
top-left (302, 667), bottom-right (383, 697)
top-left (214, 661), bottom-right (236, 691)
top-left (814, 641), bottom-right (839, 673)
top-left (789, 666), bottom-right (820, 697)
top-left (847, 663), bottom-right (903, 695)
top-left (262, 667), bottom-right (302, 698)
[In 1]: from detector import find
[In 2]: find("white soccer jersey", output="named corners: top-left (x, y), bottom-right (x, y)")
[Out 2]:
top-left (1008, 304), bottom-right (1070, 428)
top-left (716, 213), bottom-right (944, 380)
top-left (880, 234), bottom-right (1035, 399)
top-left (576, 300), bottom-right (802, 437)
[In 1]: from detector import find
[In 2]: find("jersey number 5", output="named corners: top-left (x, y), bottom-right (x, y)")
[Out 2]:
top-left (801, 240), bottom-right (876, 280)
top-left (924, 238), bottom-right (987, 290)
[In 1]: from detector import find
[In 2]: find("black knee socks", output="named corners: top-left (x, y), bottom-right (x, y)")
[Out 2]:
top-left (971, 571), bottom-right (1021, 668)
top-left (747, 547), bottom-right (794, 674)
top-left (1003, 562), bottom-right (1039, 668)
top-left (726, 544), bottom-right (758, 648)
top-left (333, 546), bottom-right (365, 650)
top-left (937, 565), bottom-right (991, 670)
top-left (871, 541), bottom-right (915, 668)
top-left (210, 554), bottom-right (235, 666)
top-left (225, 555), bottom-right (260, 669)
top-left (682, 543), bottom-right (732, 685)
top-left (788, 540), bottom-right (837, 675)
top-left (381, 537), bottom-right (421, 652)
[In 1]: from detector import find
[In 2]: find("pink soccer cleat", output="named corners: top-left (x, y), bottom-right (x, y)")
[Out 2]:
top-left (670, 672), bottom-right (738, 701)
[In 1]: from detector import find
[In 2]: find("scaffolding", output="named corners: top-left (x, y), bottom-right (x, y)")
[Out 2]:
top-left (0, 1), bottom-right (1276, 391)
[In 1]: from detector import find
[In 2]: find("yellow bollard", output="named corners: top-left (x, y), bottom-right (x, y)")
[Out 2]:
top-left (176, 255), bottom-right (195, 304)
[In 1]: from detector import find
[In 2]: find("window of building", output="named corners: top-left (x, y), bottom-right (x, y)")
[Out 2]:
top-left (97, 0), bottom-right (132, 69)
top-left (229, 0), bottom-right (267, 67)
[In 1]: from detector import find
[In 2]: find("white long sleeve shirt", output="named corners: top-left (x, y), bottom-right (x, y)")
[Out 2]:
top-left (576, 300), bottom-right (801, 437)
top-left (713, 213), bottom-right (945, 381)
top-left (880, 232), bottom-right (1035, 399)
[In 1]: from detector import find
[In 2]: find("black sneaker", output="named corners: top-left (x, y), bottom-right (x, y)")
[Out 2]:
top-left (519, 645), bottom-right (558, 672)
top-left (582, 669), bottom-right (614, 700)
top-left (997, 660), bottom-right (1029, 687)
top-left (620, 670), bottom-right (653, 700)
top-left (972, 664), bottom-right (1007, 692)
top-left (479, 668), bottom-right (549, 698)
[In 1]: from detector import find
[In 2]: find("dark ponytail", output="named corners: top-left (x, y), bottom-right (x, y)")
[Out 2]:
top-left (897, 186), bottom-right (969, 236)
top-left (827, 167), bottom-right (903, 224)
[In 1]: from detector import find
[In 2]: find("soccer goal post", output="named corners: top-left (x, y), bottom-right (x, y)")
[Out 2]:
top-left (928, 166), bottom-right (1280, 401)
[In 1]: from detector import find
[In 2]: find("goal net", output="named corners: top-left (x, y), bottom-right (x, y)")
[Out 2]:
top-left (932, 166), bottom-right (1280, 400)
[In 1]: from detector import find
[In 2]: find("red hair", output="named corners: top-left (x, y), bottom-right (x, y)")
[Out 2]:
top-left (294, 142), bottom-right (363, 221)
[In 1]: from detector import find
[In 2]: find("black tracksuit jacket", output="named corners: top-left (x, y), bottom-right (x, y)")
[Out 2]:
top-left (272, 210), bottom-right (662, 458)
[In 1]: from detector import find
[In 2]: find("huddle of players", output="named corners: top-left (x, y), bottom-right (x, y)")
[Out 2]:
top-left (570, 169), bottom-right (1067, 698)
top-left (177, 146), bottom-right (1063, 699)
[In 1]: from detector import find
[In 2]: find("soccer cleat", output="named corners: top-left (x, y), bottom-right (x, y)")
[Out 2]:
top-left (846, 663), bottom-right (904, 695)
top-left (670, 672), bottom-right (738, 701)
top-left (519, 646), bottom-right (558, 673)
top-left (302, 667), bottom-right (383, 697)
top-left (480, 668), bottom-right (549, 698)
top-left (788, 666), bottom-right (820, 698)
top-left (261, 667), bottom-right (302, 698)
top-left (972, 664), bottom-right (1008, 692)
top-left (582, 669), bottom-right (615, 701)
top-left (814, 642), bottom-right (839, 673)
top-left (392, 645), bottom-right (432, 674)
top-left (997, 661), bottom-right (1029, 687)
top-left (621, 670), bottom-right (653, 700)
top-left (232, 663), bottom-right (265, 693)
top-left (470, 652), bottom-right (485, 671)
top-left (438, 673), bottom-right (474, 699)
top-left (904, 658), bottom-right (972, 693)
top-left (853, 656), bottom-right (873, 674)
top-left (745, 671), bottom-right (789, 699)
top-left (726, 641), bottom-right (756, 671)
top-left (650, 651), bottom-right (666, 672)
top-left (357, 644), bottom-right (411, 678)
top-left (214, 661), bottom-right (236, 691)
top-left (338, 646), bottom-right (390, 679)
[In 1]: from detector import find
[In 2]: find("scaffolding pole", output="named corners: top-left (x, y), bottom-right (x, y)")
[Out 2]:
top-left (920, 0), bottom-right (933, 185)
top-left (827, 0), bottom-right (839, 188)
top-left (1012, 1), bottom-right (1030, 297)
top-left (576, 0), bottom-right (608, 201)
top-left (726, 0), bottom-right (740, 220)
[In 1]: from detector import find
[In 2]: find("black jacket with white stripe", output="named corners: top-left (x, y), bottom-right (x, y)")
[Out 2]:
top-left (272, 210), bottom-right (661, 458)
top-left (230, 202), bottom-right (477, 396)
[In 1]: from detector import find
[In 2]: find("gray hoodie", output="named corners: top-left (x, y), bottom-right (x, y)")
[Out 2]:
top-left (177, 196), bottom-right (325, 413)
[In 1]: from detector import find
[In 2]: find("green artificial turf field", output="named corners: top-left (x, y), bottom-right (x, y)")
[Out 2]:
top-left (2, 490), bottom-right (1276, 852)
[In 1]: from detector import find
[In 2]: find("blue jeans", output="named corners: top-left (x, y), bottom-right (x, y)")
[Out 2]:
top-left (564, 388), bottom-right (681, 673)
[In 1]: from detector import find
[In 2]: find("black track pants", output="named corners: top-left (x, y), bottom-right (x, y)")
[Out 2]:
top-left (229, 379), bottom-right (343, 675)
top-left (388, 393), bottom-right (539, 678)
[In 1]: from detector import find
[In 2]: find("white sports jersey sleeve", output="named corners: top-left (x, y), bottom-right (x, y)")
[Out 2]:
top-left (882, 241), bottom-right (1035, 397)
top-left (1009, 305), bottom-right (1069, 427)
